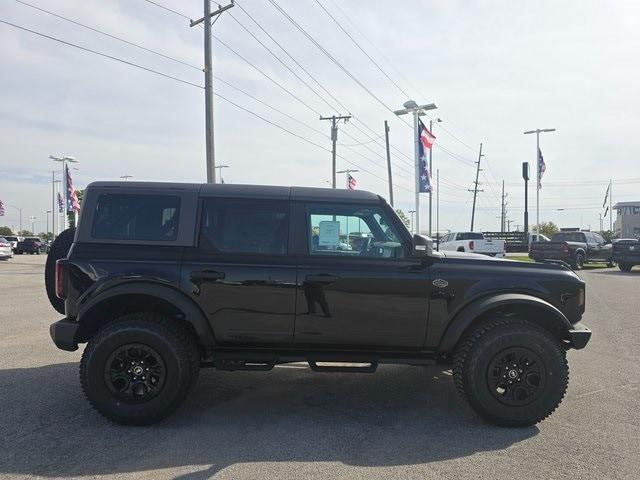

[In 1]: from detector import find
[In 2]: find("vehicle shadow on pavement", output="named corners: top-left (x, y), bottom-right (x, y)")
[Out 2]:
top-left (589, 269), bottom-right (639, 276)
top-left (0, 362), bottom-right (538, 478)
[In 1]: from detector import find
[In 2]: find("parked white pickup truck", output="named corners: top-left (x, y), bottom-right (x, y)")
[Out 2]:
top-left (438, 232), bottom-right (506, 257)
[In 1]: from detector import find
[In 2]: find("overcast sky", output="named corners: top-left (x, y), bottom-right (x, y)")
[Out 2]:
top-left (1, 0), bottom-right (639, 234)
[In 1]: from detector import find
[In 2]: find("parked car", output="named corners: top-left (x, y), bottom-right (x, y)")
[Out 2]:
top-left (4, 236), bottom-right (22, 252)
top-left (612, 238), bottom-right (640, 272)
top-left (0, 237), bottom-right (13, 260)
top-left (15, 237), bottom-right (45, 255)
top-left (529, 231), bottom-right (613, 269)
top-left (48, 182), bottom-right (590, 427)
top-left (438, 232), bottom-right (506, 257)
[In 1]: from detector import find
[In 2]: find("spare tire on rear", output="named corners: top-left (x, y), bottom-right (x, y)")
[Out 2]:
top-left (45, 228), bottom-right (75, 314)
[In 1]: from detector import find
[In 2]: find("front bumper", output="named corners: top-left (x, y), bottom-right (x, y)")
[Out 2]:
top-left (50, 318), bottom-right (79, 352)
top-left (568, 322), bottom-right (591, 350)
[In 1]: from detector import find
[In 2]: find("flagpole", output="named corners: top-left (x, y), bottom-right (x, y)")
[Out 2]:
top-left (536, 131), bottom-right (540, 235)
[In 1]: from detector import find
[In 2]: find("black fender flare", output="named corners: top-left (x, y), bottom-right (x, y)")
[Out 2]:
top-left (76, 281), bottom-right (215, 348)
top-left (437, 293), bottom-right (572, 353)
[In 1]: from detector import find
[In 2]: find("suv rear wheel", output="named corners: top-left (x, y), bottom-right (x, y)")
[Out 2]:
top-left (453, 317), bottom-right (568, 427)
top-left (80, 313), bottom-right (199, 425)
top-left (573, 252), bottom-right (585, 270)
top-left (45, 227), bottom-right (75, 314)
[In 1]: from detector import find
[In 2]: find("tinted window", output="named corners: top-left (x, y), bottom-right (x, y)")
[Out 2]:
top-left (92, 194), bottom-right (180, 241)
top-left (592, 233), bottom-right (605, 243)
top-left (199, 199), bottom-right (288, 255)
top-left (5, 237), bottom-right (18, 242)
top-left (552, 232), bottom-right (585, 242)
top-left (457, 232), bottom-right (485, 240)
top-left (307, 203), bottom-right (404, 258)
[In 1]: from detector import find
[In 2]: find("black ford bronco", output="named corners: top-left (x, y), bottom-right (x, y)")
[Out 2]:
top-left (47, 182), bottom-right (591, 426)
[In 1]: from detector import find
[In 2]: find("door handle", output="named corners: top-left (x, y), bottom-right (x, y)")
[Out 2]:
top-left (191, 270), bottom-right (225, 281)
top-left (305, 274), bottom-right (340, 284)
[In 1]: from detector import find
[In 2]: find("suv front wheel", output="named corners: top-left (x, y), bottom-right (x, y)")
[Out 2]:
top-left (80, 313), bottom-right (200, 425)
top-left (453, 317), bottom-right (568, 427)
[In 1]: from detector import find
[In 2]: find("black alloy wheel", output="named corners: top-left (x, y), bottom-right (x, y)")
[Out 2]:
top-left (487, 347), bottom-right (545, 406)
top-left (104, 343), bottom-right (166, 403)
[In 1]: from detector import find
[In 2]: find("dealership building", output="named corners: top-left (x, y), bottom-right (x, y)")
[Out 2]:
top-left (613, 201), bottom-right (640, 238)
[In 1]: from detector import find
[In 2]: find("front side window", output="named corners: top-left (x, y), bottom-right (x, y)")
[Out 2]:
top-left (199, 199), bottom-right (289, 255)
top-left (92, 194), bottom-right (180, 241)
top-left (307, 204), bottom-right (404, 258)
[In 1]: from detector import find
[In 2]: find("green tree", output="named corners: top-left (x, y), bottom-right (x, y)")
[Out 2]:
top-left (18, 229), bottom-right (33, 236)
top-left (599, 230), bottom-right (616, 242)
top-left (395, 209), bottom-right (411, 228)
top-left (0, 226), bottom-right (13, 236)
top-left (535, 221), bottom-right (559, 238)
top-left (39, 232), bottom-right (54, 241)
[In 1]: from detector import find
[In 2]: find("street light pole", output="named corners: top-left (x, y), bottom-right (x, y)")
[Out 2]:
top-left (120, 175), bottom-right (132, 181)
top-left (524, 128), bottom-right (555, 234)
top-left (394, 100), bottom-right (437, 236)
top-left (408, 210), bottom-right (416, 234)
top-left (214, 165), bottom-right (229, 183)
top-left (336, 169), bottom-right (359, 189)
top-left (50, 154), bottom-right (78, 231)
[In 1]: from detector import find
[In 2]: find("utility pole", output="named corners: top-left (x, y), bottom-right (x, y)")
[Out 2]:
top-left (336, 169), bottom-right (358, 189)
top-left (408, 210), bottom-right (416, 234)
top-left (394, 100), bottom-right (438, 235)
top-left (500, 180), bottom-right (508, 232)
top-left (320, 114), bottom-right (351, 188)
top-left (214, 165), bottom-right (229, 183)
top-left (599, 213), bottom-right (603, 232)
top-left (506, 219), bottom-right (513, 231)
top-left (522, 162), bottom-right (530, 236)
top-left (524, 128), bottom-right (556, 234)
top-left (384, 120), bottom-right (393, 206)
top-left (469, 143), bottom-right (484, 232)
top-left (190, 0), bottom-right (235, 184)
top-left (53, 180), bottom-right (61, 236)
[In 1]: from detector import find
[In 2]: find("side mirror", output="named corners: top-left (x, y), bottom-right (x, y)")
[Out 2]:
top-left (412, 234), bottom-right (433, 257)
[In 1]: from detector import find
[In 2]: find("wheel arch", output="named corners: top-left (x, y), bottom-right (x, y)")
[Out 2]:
top-left (437, 293), bottom-right (572, 356)
top-left (75, 282), bottom-right (215, 350)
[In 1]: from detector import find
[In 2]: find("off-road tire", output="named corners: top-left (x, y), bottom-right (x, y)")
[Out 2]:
top-left (80, 312), bottom-right (200, 425)
top-left (573, 252), bottom-right (585, 270)
top-left (44, 227), bottom-right (75, 314)
top-left (619, 263), bottom-right (632, 272)
top-left (453, 317), bottom-right (568, 427)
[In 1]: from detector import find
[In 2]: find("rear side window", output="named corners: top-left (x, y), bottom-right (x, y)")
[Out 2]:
top-left (92, 194), bottom-right (180, 241)
top-left (199, 199), bottom-right (289, 255)
top-left (457, 232), bottom-right (484, 240)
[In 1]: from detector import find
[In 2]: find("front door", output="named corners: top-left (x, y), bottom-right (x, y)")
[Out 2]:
top-left (293, 202), bottom-right (431, 348)
top-left (181, 197), bottom-right (296, 345)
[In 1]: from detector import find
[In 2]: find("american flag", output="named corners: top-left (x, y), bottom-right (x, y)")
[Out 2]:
top-left (418, 119), bottom-right (435, 193)
top-left (538, 147), bottom-right (546, 189)
top-left (57, 192), bottom-right (64, 213)
top-left (347, 174), bottom-right (357, 190)
top-left (0, 199), bottom-right (5, 216)
top-left (65, 164), bottom-right (81, 213)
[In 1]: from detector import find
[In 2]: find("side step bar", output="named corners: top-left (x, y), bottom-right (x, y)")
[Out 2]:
top-left (308, 361), bottom-right (378, 373)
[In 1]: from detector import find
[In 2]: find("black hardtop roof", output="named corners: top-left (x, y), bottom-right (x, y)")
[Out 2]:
top-left (86, 181), bottom-right (383, 203)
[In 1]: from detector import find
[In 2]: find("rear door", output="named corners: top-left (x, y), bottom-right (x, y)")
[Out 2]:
top-left (181, 196), bottom-right (296, 345)
top-left (292, 201), bottom-right (431, 348)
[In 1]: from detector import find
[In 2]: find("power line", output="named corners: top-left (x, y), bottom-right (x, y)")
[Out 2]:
top-left (15, 0), bottom-right (201, 71)
top-left (312, 0), bottom-right (412, 99)
top-left (1, 17), bottom-right (411, 192)
top-left (265, 0), bottom-right (413, 129)
top-left (141, 0), bottom-right (192, 20)
top-left (0, 18), bottom-right (203, 89)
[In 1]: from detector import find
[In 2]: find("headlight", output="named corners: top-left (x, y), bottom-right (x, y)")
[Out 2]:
top-left (577, 287), bottom-right (585, 308)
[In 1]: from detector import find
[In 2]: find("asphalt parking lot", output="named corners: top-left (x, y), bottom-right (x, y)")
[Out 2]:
top-left (0, 255), bottom-right (638, 480)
